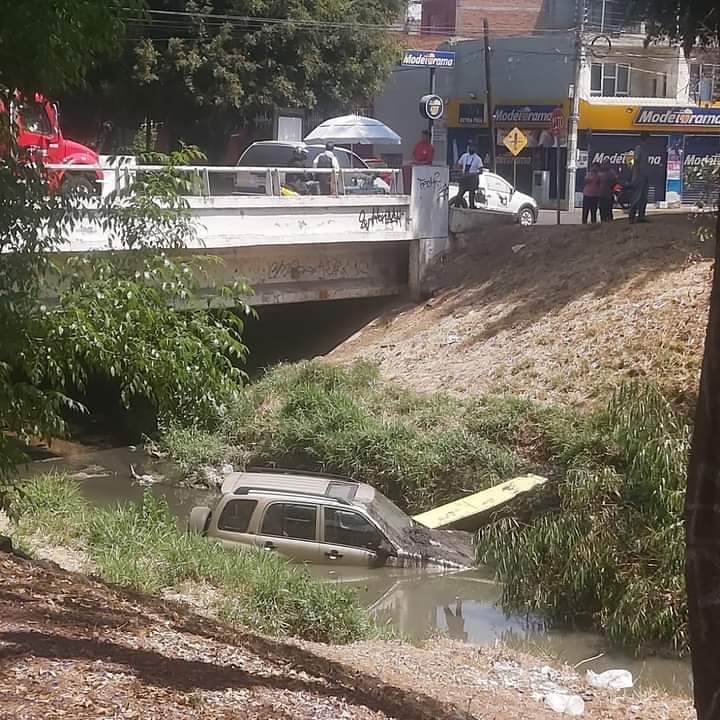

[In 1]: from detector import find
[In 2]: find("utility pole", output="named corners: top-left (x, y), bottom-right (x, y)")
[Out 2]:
top-left (565, 0), bottom-right (586, 211)
top-left (483, 18), bottom-right (496, 173)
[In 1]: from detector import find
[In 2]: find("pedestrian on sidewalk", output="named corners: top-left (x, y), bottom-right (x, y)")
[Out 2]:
top-left (597, 158), bottom-right (617, 222)
top-left (630, 132), bottom-right (651, 223)
top-left (582, 162), bottom-right (601, 224)
top-left (453, 144), bottom-right (483, 209)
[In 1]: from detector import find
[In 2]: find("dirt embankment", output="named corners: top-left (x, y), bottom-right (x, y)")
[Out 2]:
top-left (0, 550), bottom-right (694, 719)
top-left (330, 215), bottom-right (713, 407)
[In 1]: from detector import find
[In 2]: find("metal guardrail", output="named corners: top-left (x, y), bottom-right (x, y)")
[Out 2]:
top-left (45, 163), bottom-right (406, 198)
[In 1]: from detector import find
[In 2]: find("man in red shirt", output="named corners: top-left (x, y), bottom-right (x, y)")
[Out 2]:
top-left (412, 130), bottom-right (434, 165)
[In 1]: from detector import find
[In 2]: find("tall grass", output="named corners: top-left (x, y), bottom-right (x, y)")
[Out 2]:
top-left (11, 474), bottom-right (372, 644)
top-left (477, 382), bottom-right (689, 653)
top-left (164, 361), bottom-right (529, 513)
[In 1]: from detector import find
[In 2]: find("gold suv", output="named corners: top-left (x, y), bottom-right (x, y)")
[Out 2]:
top-left (188, 469), bottom-right (473, 568)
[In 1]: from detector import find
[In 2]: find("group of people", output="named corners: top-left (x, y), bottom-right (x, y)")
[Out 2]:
top-left (580, 158), bottom-right (617, 223)
top-left (582, 131), bottom-right (652, 224)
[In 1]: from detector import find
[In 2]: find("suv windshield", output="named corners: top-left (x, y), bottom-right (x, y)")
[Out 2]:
top-left (368, 491), bottom-right (414, 536)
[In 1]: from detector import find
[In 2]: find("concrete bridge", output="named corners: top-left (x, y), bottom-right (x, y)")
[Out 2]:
top-left (55, 165), bottom-right (450, 306)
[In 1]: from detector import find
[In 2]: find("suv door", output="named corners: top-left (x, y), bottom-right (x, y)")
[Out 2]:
top-left (253, 502), bottom-right (322, 563)
top-left (211, 497), bottom-right (259, 551)
top-left (320, 506), bottom-right (388, 566)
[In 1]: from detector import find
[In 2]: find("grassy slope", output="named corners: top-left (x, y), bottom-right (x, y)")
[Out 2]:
top-left (330, 214), bottom-right (712, 408)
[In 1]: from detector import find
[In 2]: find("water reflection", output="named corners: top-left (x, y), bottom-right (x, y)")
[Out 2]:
top-left (22, 447), bottom-right (693, 696)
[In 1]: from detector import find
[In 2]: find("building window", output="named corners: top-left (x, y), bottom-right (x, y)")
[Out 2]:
top-left (591, 63), bottom-right (631, 97)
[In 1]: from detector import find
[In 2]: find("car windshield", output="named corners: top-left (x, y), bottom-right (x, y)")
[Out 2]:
top-left (367, 490), bottom-right (415, 535)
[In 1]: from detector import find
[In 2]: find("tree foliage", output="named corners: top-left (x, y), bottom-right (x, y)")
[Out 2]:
top-left (0, 0), bottom-right (142, 93)
top-left (627, 0), bottom-right (719, 53)
top-left (0, 146), bottom-right (251, 506)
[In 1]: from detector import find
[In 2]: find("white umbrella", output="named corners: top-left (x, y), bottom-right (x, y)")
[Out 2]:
top-left (304, 114), bottom-right (401, 145)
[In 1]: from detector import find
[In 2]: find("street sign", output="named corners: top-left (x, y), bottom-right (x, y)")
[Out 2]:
top-left (401, 50), bottom-right (456, 69)
top-left (503, 127), bottom-right (528, 156)
top-left (550, 107), bottom-right (566, 137)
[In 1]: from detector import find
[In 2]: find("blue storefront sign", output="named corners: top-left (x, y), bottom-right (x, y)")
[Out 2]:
top-left (635, 106), bottom-right (720, 128)
top-left (401, 50), bottom-right (456, 69)
top-left (682, 135), bottom-right (720, 204)
top-left (494, 105), bottom-right (562, 125)
top-left (576, 133), bottom-right (668, 203)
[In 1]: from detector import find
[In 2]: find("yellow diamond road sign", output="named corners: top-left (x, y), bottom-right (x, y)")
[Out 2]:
top-left (503, 126), bottom-right (528, 156)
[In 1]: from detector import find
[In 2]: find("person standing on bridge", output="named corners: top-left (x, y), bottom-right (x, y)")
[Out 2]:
top-left (597, 158), bottom-right (617, 222)
top-left (412, 130), bottom-right (434, 165)
top-left (313, 141), bottom-right (339, 194)
top-left (452, 143), bottom-right (483, 209)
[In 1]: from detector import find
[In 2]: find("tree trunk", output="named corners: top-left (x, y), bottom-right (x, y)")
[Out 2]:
top-left (686, 196), bottom-right (720, 719)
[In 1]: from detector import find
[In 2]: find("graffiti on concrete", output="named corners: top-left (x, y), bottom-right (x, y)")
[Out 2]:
top-left (358, 206), bottom-right (405, 232)
top-left (265, 257), bottom-right (372, 281)
top-left (415, 169), bottom-right (449, 201)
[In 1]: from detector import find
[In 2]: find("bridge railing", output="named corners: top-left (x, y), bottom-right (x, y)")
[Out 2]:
top-left (46, 162), bottom-right (406, 199)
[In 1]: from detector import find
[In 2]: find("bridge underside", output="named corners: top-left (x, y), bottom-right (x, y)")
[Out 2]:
top-left (197, 241), bottom-right (411, 306)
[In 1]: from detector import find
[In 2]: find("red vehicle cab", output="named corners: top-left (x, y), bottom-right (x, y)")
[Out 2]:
top-left (1, 91), bottom-right (101, 195)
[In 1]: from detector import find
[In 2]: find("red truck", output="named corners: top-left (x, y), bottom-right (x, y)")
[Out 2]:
top-left (1, 91), bottom-right (101, 195)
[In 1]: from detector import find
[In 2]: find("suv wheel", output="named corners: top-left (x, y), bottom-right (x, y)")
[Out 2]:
top-left (518, 206), bottom-right (536, 226)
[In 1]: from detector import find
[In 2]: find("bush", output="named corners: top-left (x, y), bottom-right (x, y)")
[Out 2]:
top-left (476, 382), bottom-right (689, 653)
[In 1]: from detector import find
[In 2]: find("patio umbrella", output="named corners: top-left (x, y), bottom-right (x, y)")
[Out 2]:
top-left (304, 114), bottom-right (402, 145)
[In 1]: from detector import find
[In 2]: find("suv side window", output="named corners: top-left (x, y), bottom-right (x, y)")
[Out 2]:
top-left (261, 503), bottom-right (317, 541)
top-left (324, 508), bottom-right (384, 550)
top-left (218, 499), bottom-right (257, 533)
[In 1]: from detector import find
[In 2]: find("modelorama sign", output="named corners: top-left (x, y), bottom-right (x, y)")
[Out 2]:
top-left (401, 50), bottom-right (456, 69)
top-left (635, 106), bottom-right (720, 127)
top-left (494, 105), bottom-right (563, 125)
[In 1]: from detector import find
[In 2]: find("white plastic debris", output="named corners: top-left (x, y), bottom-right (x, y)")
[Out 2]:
top-left (220, 463), bottom-right (235, 475)
top-left (544, 693), bottom-right (585, 716)
top-left (586, 669), bottom-right (634, 690)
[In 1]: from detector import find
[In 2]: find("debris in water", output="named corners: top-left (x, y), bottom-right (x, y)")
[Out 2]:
top-left (129, 464), bottom-right (158, 486)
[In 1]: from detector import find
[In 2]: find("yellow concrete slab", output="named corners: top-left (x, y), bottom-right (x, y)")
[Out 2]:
top-left (412, 474), bottom-right (547, 531)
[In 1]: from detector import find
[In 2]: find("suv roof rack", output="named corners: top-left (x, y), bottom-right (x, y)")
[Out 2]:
top-left (233, 486), bottom-right (352, 506)
top-left (244, 466), bottom-right (357, 484)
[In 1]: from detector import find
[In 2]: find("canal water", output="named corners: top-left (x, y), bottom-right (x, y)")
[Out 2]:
top-left (20, 446), bottom-right (693, 696)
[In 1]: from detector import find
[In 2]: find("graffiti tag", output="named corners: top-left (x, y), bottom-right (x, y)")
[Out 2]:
top-left (358, 207), bottom-right (405, 232)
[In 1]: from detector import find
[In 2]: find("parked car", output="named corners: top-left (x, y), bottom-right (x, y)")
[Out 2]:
top-left (189, 469), bottom-right (474, 569)
top-left (449, 171), bottom-right (538, 225)
top-left (234, 141), bottom-right (391, 195)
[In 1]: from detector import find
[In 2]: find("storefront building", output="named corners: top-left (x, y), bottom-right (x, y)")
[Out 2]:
top-left (576, 101), bottom-right (720, 206)
top-left (445, 100), bottom-right (571, 203)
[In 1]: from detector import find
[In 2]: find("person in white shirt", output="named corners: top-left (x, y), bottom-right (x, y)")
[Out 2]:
top-left (453, 144), bottom-right (483, 209)
top-left (313, 141), bottom-right (340, 194)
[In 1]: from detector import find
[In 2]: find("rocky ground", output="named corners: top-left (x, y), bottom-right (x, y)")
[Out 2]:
top-left (0, 550), bottom-right (694, 719)
top-left (330, 214), bottom-right (712, 407)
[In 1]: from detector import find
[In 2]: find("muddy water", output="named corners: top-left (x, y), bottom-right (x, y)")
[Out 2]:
top-left (21, 447), bottom-right (692, 696)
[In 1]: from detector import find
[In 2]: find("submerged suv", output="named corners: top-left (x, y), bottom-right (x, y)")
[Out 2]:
top-left (189, 469), bottom-right (473, 569)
